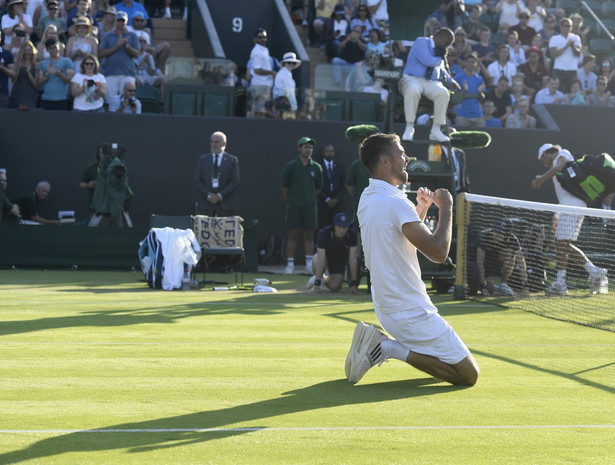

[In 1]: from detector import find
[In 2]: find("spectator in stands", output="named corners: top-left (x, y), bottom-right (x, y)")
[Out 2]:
top-left (598, 58), bottom-right (615, 94)
top-left (15, 181), bottom-right (61, 225)
top-left (518, 46), bottom-right (549, 96)
top-left (109, 80), bottom-right (140, 113)
top-left (487, 44), bottom-right (517, 88)
top-left (453, 52), bottom-right (486, 127)
top-left (349, 3), bottom-right (377, 40)
top-left (194, 131), bottom-right (240, 217)
top-left (0, 170), bottom-right (20, 222)
top-left (345, 48), bottom-right (378, 91)
top-left (99, 10), bottom-right (140, 105)
top-left (273, 51), bottom-right (301, 119)
top-left (564, 78), bottom-right (587, 105)
top-left (588, 75), bottom-right (615, 107)
top-left (510, 75), bottom-right (529, 106)
top-left (36, 38), bottom-right (73, 110)
top-left (330, 24), bottom-right (366, 89)
top-left (71, 53), bottom-right (105, 111)
top-left (247, 27), bottom-right (275, 118)
top-left (485, 75), bottom-right (513, 124)
top-left (462, 4), bottom-right (483, 42)
top-left (398, 27), bottom-right (460, 142)
top-left (287, 0), bottom-right (309, 27)
top-left (66, 16), bottom-right (98, 72)
top-left (495, 0), bottom-right (524, 28)
top-left (452, 27), bottom-right (472, 63)
top-left (569, 12), bottom-right (590, 55)
top-left (115, 0), bottom-right (149, 24)
top-left (534, 75), bottom-right (564, 104)
top-left (473, 26), bottom-right (497, 68)
top-left (527, 0), bottom-right (546, 33)
top-left (482, 99), bottom-right (503, 127)
top-left (307, 211), bottom-right (360, 294)
top-left (162, 0), bottom-right (188, 20)
top-left (577, 54), bottom-right (597, 95)
top-left (530, 33), bottom-right (550, 69)
top-left (9, 40), bottom-right (38, 109)
top-left (36, 24), bottom-right (65, 62)
top-left (434, 0), bottom-right (465, 30)
top-left (367, 0), bottom-right (388, 28)
top-left (548, 17), bottom-right (581, 93)
top-left (324, 5), bottom-right (349, 61)
top-left (134, 37), bottom-right (165, 98)
top-left (2, 0), bottom-right (33, 48)
top-left (66, 0), bottom-right (99, 37)
top-left (35, 0), bottom-right (66, 43)
top-left (313, 0), bottom-right (338, 46)
top-left (506, 30), bottom-right (526, 67)
top-left (316, 144), bottom-right (346, 230)
top-left (99, 5), bottom-right (116, 34)
top-left (505, 96), bottom-right (536, 127)
top-left (446, 46), bottom-right (464, 77)
top-left (510, 8), bottom-right (536, 47)
top-left (365, 28), bottom-right (385, 56)
top-left (539, 14), bottom-right (557, 43)
top-left (281, 136), bottom-right (323, 275)
top-left (130, 12), bottom-right (170, 70)
top-left (0, 30), bottom-right (16, 108)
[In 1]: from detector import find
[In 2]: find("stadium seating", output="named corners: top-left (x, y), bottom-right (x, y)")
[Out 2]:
top-left (136, 85), bottom-right (162, 114)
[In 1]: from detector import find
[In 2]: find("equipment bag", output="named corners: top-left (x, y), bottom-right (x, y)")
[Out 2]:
top-left (557, 152), bottom-right (615, 203)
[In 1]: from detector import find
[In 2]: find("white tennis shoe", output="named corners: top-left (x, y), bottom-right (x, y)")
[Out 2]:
top-left (345, 322), bottom-right (388, 384)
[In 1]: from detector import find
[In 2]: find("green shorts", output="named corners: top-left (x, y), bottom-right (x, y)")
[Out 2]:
top-left (285, 203), bottom-right (317, 230)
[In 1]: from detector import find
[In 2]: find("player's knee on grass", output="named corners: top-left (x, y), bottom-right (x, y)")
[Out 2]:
top-left (326, 274), bottom-right (344, 292)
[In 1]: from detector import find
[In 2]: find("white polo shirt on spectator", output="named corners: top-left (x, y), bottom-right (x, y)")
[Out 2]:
top-left (357, 178), bottom-right (437, 315)
top-left (549, 33), bottom-right (581, 71)
top-left (249, 43), bottom-right (273, 88)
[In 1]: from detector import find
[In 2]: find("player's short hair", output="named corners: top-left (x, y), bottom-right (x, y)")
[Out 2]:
top-left (359, 133), bottom-right (400, 175)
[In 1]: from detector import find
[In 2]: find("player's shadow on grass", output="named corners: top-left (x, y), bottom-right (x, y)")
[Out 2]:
top-left (0, 378), bottom-right (465, 464)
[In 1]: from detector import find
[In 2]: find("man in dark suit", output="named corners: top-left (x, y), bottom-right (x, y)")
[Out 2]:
top-left (194, 131), bottom-right (240, 217)
top-left (316, 144), bottom-right (346, 230)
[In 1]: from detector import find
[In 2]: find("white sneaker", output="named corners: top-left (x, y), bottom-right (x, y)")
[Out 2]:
top-left (401, 124), bottom-right (414, 141)
top-left (498, 282), bottom-right (514, 296)
top-left (547, 281), bottom-right (568, 295)
top-left (162, 10), bottom-right (172, 18)
top-left (306, 275), bottom-right (316, 289)
top-left (345, 321), bottom-right (388, 384)
top-left (429, 126), bottom-right (450, 142)
top-left (589, 266), bottom-right (607, 280)
top-left (284, 263), bottom-right (294, 275)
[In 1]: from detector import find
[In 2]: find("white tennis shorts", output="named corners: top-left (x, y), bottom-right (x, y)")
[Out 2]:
top-left (375, 308), bottom-right (470, 365)
top-left (554, 213), bottom-right (584, 241)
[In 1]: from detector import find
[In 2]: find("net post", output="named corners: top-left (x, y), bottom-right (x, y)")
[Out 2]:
top-left (453, 192), bottom-right (468, 300)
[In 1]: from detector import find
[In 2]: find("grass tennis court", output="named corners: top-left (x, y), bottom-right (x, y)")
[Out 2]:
top-left (1, 269), bottom-right (613, 465)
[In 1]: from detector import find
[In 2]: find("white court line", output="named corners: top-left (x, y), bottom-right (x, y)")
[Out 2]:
top-left (0, 342), bottom-right (613, 347)
top-left (1, 425), bottom-right (614, 434)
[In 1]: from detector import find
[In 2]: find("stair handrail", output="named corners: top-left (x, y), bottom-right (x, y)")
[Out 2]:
top-left (195, 0), bottom-right (225, 58)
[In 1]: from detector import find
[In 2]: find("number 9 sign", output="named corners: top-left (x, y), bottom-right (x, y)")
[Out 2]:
top-left (232, 17), bottom-right (242, 33)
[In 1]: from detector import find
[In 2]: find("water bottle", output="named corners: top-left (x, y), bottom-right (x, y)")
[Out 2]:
top-left (181, 265), bottom-right (191, 290)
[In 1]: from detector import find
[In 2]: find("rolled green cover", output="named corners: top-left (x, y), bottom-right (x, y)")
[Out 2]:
top-left (345, 124), bottom-right (381, 144)
top-left (449, 131), bottom-right (492, 149)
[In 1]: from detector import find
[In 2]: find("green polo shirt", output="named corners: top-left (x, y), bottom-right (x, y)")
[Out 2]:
top-left (16, 192), bottom-right (38, 221)
top-left (281, 157), bottom-right (323, 208)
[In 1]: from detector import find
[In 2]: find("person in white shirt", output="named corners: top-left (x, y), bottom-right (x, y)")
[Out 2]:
top-left (548, 17), bottom-right (581, 93)
top-left (247, 27), bottom-right (275, 118)
top-left (577, 54), bottom-right (597, 94)
top-left (366, 0), bottom-right (388, 27)
top-left (344, 132), bottom-right (480, 386)
top-left (534, 75), bottom-right (565, 104)
top-left (273, 51), bottom-right (300, 119)
top-left (487, 44), bottom-right (517, 87)
top-left (1, 0), bottom-right (33, 47)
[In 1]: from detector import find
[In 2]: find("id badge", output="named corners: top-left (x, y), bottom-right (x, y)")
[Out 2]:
top-left (212, 178), bottom-right (219, 189)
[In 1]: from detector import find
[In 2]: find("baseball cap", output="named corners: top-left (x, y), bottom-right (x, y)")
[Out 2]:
top-left (333, 212), bottom-right (351, 227)
top-left (132, 11), bottom-right (145, 19)
top-left (494, 218), bottom-right (513, 236)
top-left (297, 136), bottom-right (315, 147)
top-left (116, 10), bottom-right (128, 21)
top-left (538, 143), bottom-right (554, 159)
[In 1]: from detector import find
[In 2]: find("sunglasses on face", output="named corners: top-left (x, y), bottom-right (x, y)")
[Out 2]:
top-left (133, 18), bottom-right (144, 21)
top-left (84, 62), bottom-right (95, 65)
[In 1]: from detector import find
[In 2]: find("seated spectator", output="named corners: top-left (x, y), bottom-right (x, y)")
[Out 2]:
top-left (99, 5), bottom-right (117, 34)
top-left (453, 52), bottom-right (486, 128)
top-left (505, 96), bottom-right (536, 128)
top-left (36, 37), bottom-right (74, 110)
top-left (36, 24), bottom-right (66, 62)
top-left (71, 53), bottom-right (106, 111)
top-left (9, 40), bottom-right (38, 110)
top-left (66, 0), bottom-right (99, 37)
top-left (599, 58), bottom-right (615, 94)
top-left (569, 12), bottom-right (590, 55)
top-left (115, 0), bottom-right (149, 24)
top-left (452, 27), bottom-right (472, 63)
top-left (9, 23), bottom-right (28, 60)
top-left (473, 27), bottom-right (497, 69)
top-left (363, 77), bottom-right (389, 109)
top-left (495, 0), bottom-right (525, 29)
top-left (487, 44), bottom-right (517, 88)
top-left (324, 5), bottom-right (349, 61)
top-left (446, 47), bottom-right (464, 78)
top-left (518, 46), bottom-right (549, 96)
top-left (365, 28), bottom-right (385, 56)
top-left (224, 62), bottom-right (239, 87)
top-left (485, 75), bottom-right (513, 124)
top-left (273, 51), bottom-right (301, 119)
top-left (506, 30), bottom-right (526, 67)
top-left (588, 75), bottom-right (615, 107)
top-left (162, 0), bottom-right (188, 20)
top-left (367, 0), bottom-right (389, 29)
top-left (330, 25), bottom-right (366, 89)
top-left (462, 4), bottom-right (483, 42)
top-left (2, 0), bottom-right (33, 48)
top-left (433, 0), bottom-right (464, 30)
top-left (66, 17), bottom-right (98, 72)
top-left (527, 0), bottom-right (546, 33)
top-left (564, 78), bottom-right (587, 105)
top-left (130, 12), bottom-right (171, 70)
top-left (0, 170), bottom-right (20, 223)
top-left (534, 75), bottom-right (565, 104)
top-left (530, 33), bottom-right (550, 70)
top-left (510, 74), bottom-right (529, 106)
top-left (510, 8), bottom-right (536, 47)
top-left (540, 14), bottom-right (557, 43)
top-left (134, 37), bottom-right (166, 98)
top-left (313, 0), bottom-right (337, 46)
top-left (349, 4), bottom-right (377, 41)
top-left (577, 54), bottom-right (597, 95)
top-left (15, 181), bottom-right (61, 225)
top-left (0, 30), bottom-right (16, 109)
top-left (482, 99), bottom-right (503, 127)
top-left (109, 80), bottom-right (141, 113)
top-left (36, 0), bottom-right (66, 43)
top-left (344, 48), bottom-right (377, 92)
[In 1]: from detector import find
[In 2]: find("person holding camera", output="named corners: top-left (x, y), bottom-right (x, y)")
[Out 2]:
top-left (1, 0), bottom-right (33, 48)
top-left (71, 53), bottom-right (106, 111)
top-left (398, 27), bottom-right (460, 142)
top-left (109, 80), bottom-right (141, 113)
